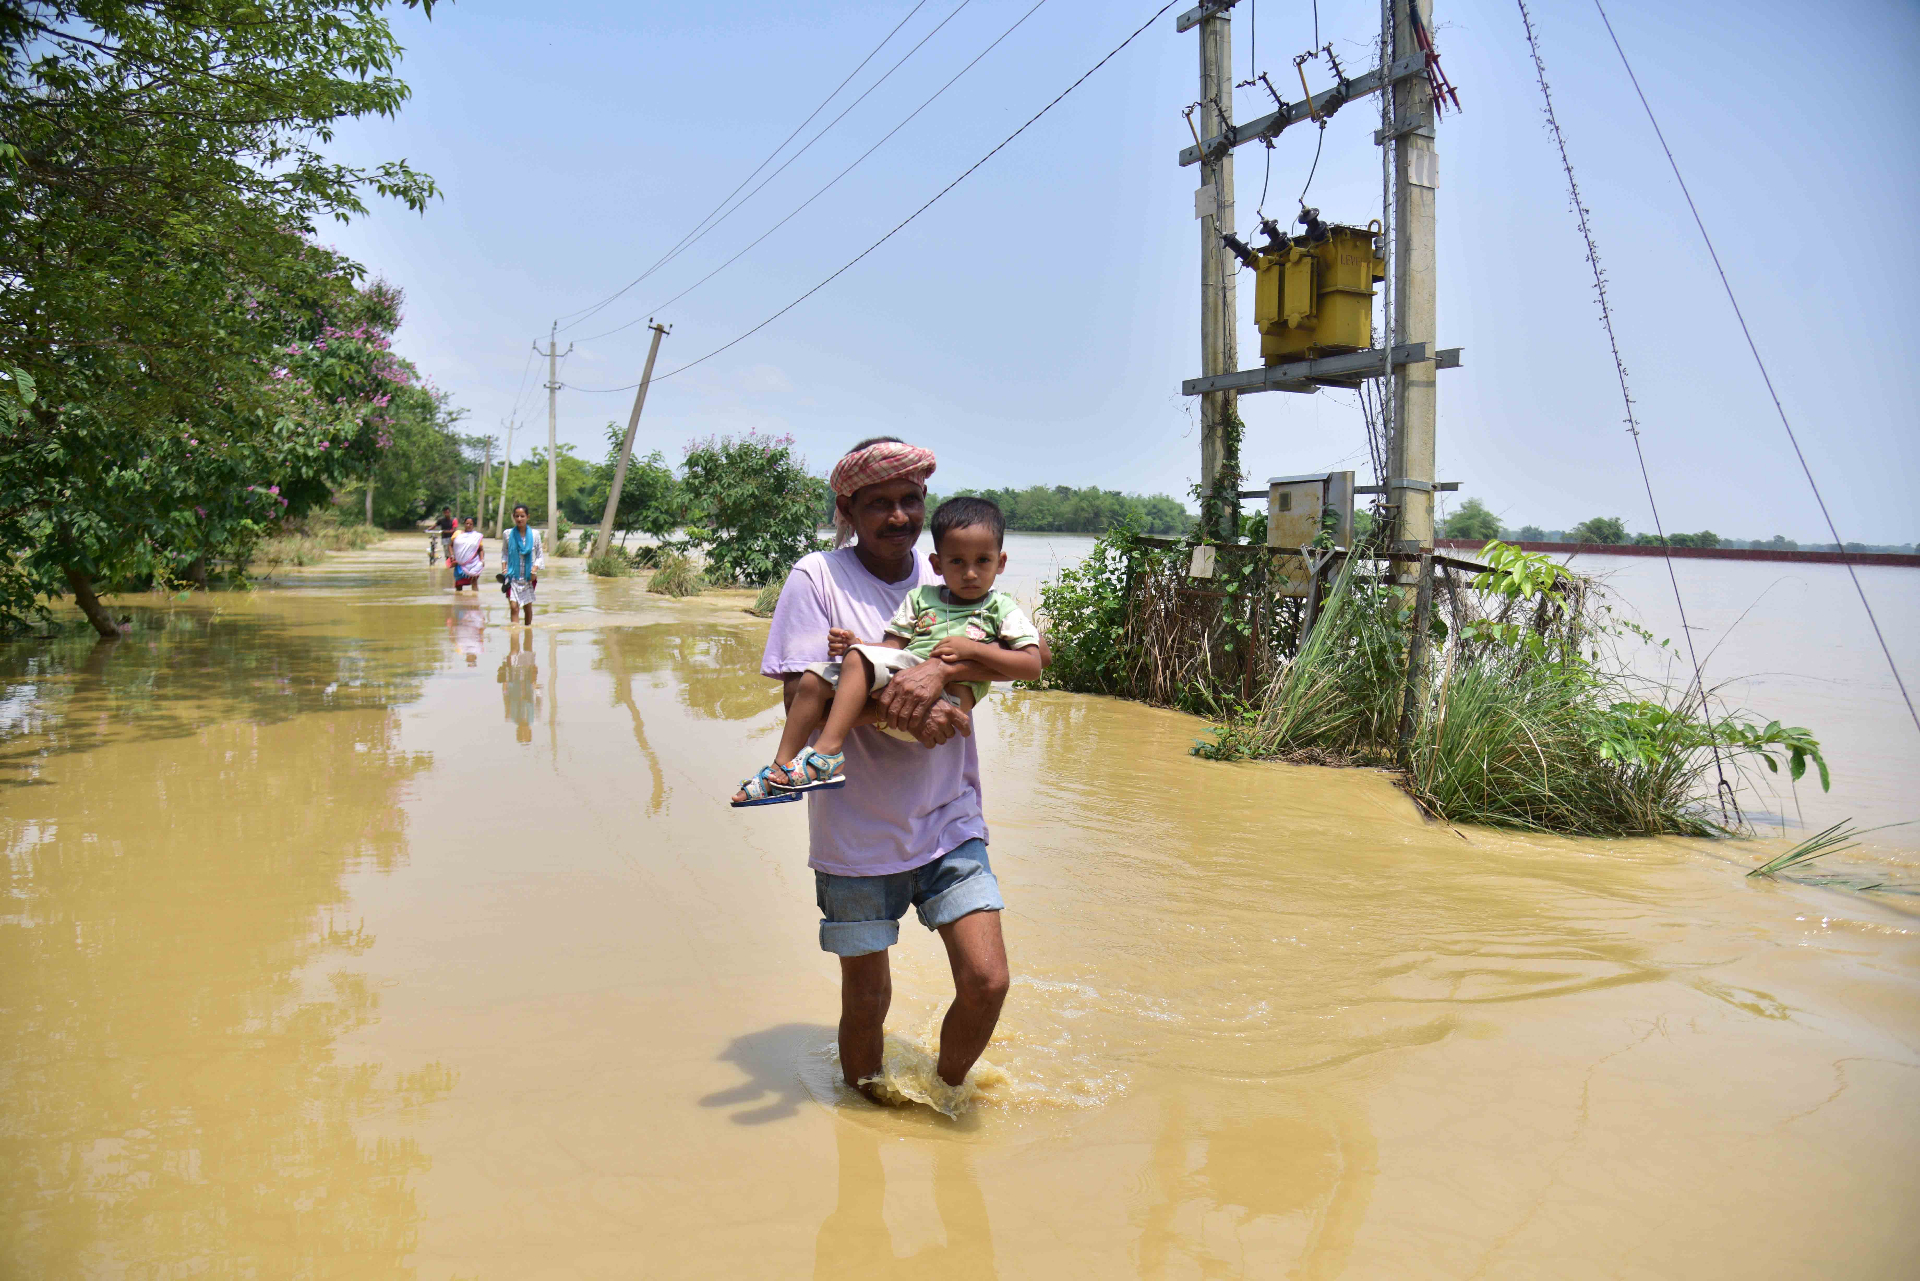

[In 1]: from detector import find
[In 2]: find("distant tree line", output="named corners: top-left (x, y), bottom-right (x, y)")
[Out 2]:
top-left (929, 485), bottom-right (1193, 536)
top-left (1438, 500), bottom-right (1913, 554)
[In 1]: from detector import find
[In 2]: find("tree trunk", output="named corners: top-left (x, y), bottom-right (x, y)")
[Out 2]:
top-left (64, 566), bottom-right (124, 638)
top-left (186, 555), bottom-right (208, 589)
top-left (365, 480), bottom-right (374, 525)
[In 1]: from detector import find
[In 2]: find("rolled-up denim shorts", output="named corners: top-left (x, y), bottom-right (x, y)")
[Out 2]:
top-left (815, 838), bottom-right (1003, 956)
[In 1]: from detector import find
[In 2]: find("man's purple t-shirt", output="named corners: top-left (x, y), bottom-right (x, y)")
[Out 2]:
top-left (760, 546), bottom-right (986, 877)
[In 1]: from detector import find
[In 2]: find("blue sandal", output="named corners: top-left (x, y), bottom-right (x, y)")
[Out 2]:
top-left (731, 765), bottom-right (802, 808)
top-left (773, 746), bottom-right (848, 792)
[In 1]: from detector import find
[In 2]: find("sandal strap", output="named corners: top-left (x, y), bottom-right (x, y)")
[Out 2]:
top-left (793, 746), bottom-right (844, 782)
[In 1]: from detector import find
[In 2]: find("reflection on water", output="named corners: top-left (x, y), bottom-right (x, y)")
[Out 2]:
top-left (497, 628), bottom-right (540, 745)
top-left (814, 1122), bottom-right (997, 1279)
top-left (0, 617), bottom-right (449, 1274)
top-left (1134, 1099), bottom-right (1375, 1281)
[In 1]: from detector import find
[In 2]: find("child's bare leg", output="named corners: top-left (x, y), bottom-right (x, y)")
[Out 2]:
top-left (945, 683), bottom-right (978, 712)
top-left (815, 650), bottom-right (879, 756)
top-left (772, 671), bottom-right (834, 772)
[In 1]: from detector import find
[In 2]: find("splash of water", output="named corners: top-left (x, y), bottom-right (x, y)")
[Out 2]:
top-left (858, 1022), bottom-right (1010, 1119)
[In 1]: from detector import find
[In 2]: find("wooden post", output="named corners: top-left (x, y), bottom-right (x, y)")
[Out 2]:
top-left (592, 322), bottom-right (669, 562)
top-left (1397, 550), bottom-right (1434, 765)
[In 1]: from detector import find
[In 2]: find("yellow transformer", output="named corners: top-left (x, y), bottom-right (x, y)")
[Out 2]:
top-left (1252, 221), bottom-right (1384, 364)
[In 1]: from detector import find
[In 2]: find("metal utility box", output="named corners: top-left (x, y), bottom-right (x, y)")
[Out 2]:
top-left (1253, 224), bottom-right (1384, 364)
top-left (1266, 471), bottom-right (1355, 597)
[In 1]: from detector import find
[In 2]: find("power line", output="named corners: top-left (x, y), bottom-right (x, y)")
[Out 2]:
top-left (1515, 0), bottom-right (1736, 816)
top-left (575, 0), bottom-right (1043, 347)
top-left (565, 0), bottom-right (1181, 395)
top-left (1589, 0), bottom-right (1919, 739)
top-left (551, 0), bottom-right (936, 334)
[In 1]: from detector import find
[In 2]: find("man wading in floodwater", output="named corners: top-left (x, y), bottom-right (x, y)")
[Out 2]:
top-left (759, 438), bottom-right (1041, 1099)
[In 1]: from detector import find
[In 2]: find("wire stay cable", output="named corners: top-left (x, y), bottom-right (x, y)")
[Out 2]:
top-left (552, 0), bottom-right (936, 333)
top-left (563, 0), bottom-right (1181, 395)
top-left (1514, 0), bottom-right (1737, 814)
top-left (577, 0), bottom-right (1051, 346)
top-left (1590, 0), bottom-right (1919, 738)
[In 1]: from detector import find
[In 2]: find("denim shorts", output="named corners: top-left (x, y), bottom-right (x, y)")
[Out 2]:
top-left (814, 838), bottom-right (1003, 957)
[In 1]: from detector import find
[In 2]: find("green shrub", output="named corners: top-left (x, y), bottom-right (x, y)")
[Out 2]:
top-left (749, 580), bottom-right (782, 617)
top-left (680, 432), bottom-right (825, 585)
top-left (586, 551), bottom-right (630, 578)
top-left (647, 549), bottom-right (704, 598)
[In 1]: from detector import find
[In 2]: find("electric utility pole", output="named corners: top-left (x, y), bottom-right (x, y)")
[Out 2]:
top-left (1387, 0), bottom-right (1439, 579)
top-left (592, 321), bottom-right (670, 562)
top-left (1195, 2), bottom-right (1239, 541)
top-left (495, 416), bottom-right (517, 537)
top-left (537, 323), bottom-right (574, 552)
top-left (1174, 0), bottom-right (1454, 567)
top-left (474, 435), bottom-right (495, 537)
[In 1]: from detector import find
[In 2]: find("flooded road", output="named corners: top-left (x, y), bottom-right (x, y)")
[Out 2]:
top-left (3, 540), bottom-right (1917, 1277)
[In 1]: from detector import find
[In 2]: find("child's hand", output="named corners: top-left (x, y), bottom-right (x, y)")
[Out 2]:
top-left (827, 628), bottom-right (856, 657)
top-left (929, 637), bottom-right (981, 664)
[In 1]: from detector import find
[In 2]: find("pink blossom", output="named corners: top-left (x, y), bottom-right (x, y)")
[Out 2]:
top-left (318, 442), bottom-right (329, 449)
top-left (195, 506), bottom-right (206, 517)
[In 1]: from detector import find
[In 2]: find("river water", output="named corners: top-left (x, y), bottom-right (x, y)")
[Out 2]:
top-left (2, 539), bottom-right (1916, 1276)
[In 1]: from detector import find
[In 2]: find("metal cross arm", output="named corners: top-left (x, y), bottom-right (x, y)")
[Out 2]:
top-left (1179, 53), bottom-right (1430, 167)
top-left (1182, 343), bottom-right (1462, 396)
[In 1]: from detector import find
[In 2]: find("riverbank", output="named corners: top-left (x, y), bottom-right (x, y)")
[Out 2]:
top-left (3, 538), bottom-right (1915, 1274)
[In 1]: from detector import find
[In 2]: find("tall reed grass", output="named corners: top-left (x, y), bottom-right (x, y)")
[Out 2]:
top-left (1041, 529), bottom-right (1826, 838)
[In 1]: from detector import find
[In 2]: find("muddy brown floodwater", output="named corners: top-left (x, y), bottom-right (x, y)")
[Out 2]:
top-left (3, 539), bottom-right (1917, 1277)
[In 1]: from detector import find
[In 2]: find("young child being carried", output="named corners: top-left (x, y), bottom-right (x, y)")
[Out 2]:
top-left (732, 496), bottom-right (1042, 806)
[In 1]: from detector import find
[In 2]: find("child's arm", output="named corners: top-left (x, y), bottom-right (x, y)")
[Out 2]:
top-left (926, 636), bottom-right (1042, 681)
top-left (826, 628), bottom-right (908, 657)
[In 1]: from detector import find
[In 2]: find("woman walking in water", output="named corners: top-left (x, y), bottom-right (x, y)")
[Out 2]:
top-left (502, 503), bottom-right (544, 625)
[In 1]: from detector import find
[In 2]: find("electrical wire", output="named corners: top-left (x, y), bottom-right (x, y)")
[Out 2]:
top-left (563, 0), bottom-right (1181, 395)
top-left (1297, 127), bottom-right (1323, 206)
top-left (551, 0), bottom-right (936, 334)
top-left (1516, 0), bottom-right (1736, 815)
top-left (1590, 0), bottom-right (1919, 738)
top-left (576, 0), bottom-right (1049, 347)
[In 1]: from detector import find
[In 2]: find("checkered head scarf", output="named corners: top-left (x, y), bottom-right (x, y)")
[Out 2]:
top-left (828, 439), bottom-right (936, 547)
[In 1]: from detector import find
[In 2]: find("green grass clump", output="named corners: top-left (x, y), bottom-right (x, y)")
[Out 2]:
top-left (1195, 545), bottom-right (1826, 837)
top-left (647, 549), bottom-right (705, 598)
top-left (749, 580), bottom-right (782, 617)
top-left (586, 551), bottom-right (631, 578)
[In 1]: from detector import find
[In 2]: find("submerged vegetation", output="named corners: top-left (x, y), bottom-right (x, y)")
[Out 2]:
top-left (646, 549), bottom-right (705, 599)
top-left (1037, 530), bottom-right (1827, 837)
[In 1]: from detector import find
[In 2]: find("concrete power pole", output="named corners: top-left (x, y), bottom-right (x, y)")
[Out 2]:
top-left (475, 435), bottom-right (494, 537)
top-left (1387, 0), bottom-right (1439, 577)
top-left (537, 323), bottom-right (574, 553)
top-left (1197, 4), bottom-right (1240, 542)
top-left (592, 322), bottom-right (670, 562)
top-left (495, 417), bottom-right (516, 537)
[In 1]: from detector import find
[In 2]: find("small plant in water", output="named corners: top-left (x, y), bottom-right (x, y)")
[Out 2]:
top-left (586, 551), bottom-right (631, 578)
top-left (647, 549), bottom-right (705, 598)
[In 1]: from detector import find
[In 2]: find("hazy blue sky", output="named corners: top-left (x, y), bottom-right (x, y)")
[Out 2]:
top-left (324, 0), bottom-right (1920, 542)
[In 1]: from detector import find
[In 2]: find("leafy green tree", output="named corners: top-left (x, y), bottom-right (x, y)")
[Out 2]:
top-left (1441, 498), bottom-right (1502, 541)
top-left (1516, 525), bottom-right (1547, 542)
top-left (1569, 516), bottom-right (1628, 545)
top-left (0, 0), bottom-right (443, 634)
top-left (940, 485), bottom-right (1192, 535)
top-left (497, 446), bottom-right (596, 528)
top-left (680, 432), bottom-right (825, 586)
top-left (585, 423), bottom-right (683, 546)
